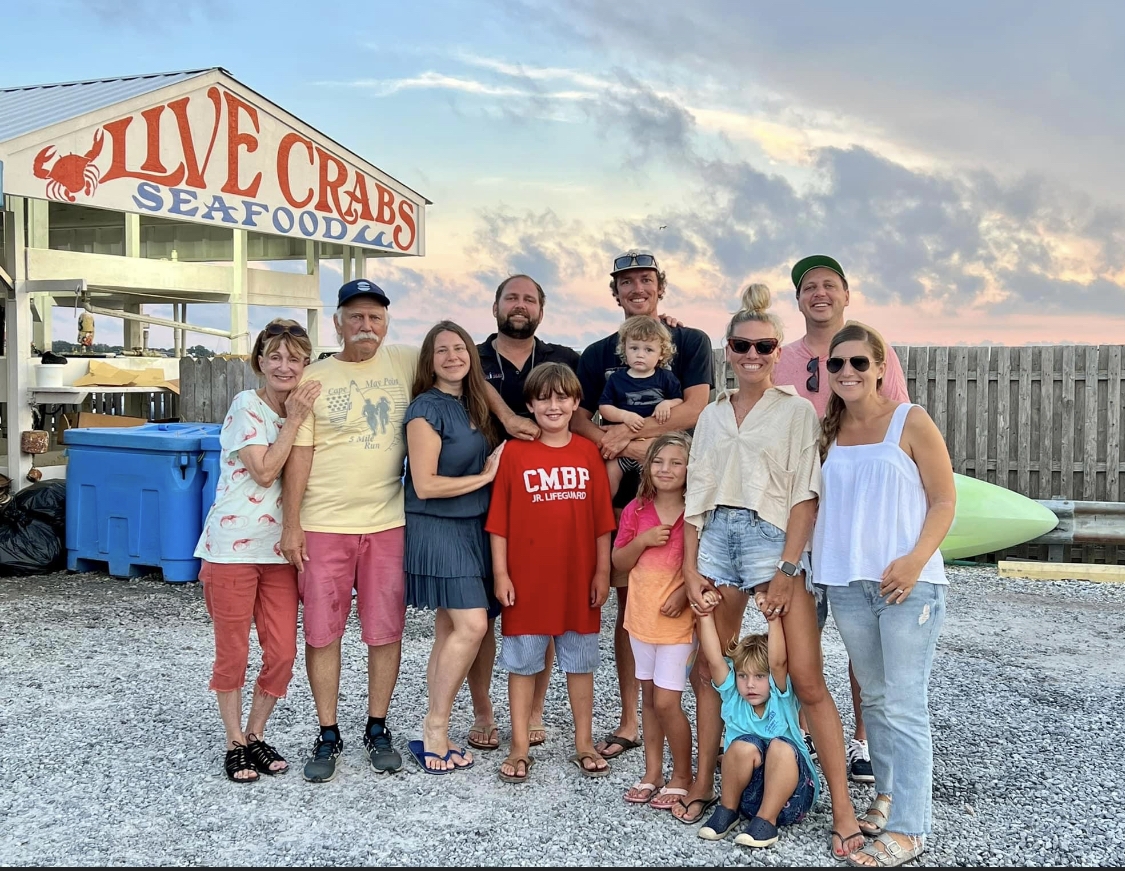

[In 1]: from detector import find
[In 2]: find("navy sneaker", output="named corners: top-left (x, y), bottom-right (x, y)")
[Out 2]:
top-left (364, 725), bottom-right (403, 774)
top-left (734, 815), bottom-right (779, 848)
top-left (303, 729), bottom-right (343, 783)
top-left (698, 804), bottom-right (741, 841)
top-left (848, 738), bottom-right (875, 783)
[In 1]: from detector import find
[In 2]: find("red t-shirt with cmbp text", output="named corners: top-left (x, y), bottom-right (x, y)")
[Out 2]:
top-left (485, 435), bottom-right (617, 636)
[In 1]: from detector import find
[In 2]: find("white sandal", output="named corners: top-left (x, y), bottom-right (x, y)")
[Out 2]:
top-left (847, 834), bottom-right (925, 868)
top-left (858, 796), bottom-right (892, 836)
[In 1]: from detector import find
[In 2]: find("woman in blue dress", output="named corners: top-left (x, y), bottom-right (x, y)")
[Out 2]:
top-left (403, 320), bottom-right (505, 773)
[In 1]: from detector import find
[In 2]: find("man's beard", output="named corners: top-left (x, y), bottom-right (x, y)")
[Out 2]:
top-left (498, 313), bottom-right (540, 340)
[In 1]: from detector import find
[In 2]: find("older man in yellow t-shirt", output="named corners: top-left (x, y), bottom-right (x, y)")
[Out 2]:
top-left (281, 278), bottom-right (419, 783)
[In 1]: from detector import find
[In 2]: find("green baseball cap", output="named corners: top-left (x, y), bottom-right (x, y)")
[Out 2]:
top-left (792, 254), bottom-right (846, 291)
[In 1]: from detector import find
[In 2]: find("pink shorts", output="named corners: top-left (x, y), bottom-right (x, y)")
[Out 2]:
top-left (298, 528), bottom-right (405, 648)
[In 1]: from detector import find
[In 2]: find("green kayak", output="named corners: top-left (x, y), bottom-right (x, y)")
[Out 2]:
top-left (940, 473), bottom-right (1059, 560)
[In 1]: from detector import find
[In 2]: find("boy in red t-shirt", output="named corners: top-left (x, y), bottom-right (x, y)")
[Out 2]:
top-left (485, 362), bottom-right (617, 784)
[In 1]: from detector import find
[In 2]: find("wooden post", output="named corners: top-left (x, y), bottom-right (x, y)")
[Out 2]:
top-left (27, 198), bottom-right (51, 353)
top-left (306, 240), bottom-right (322, 348)
top-left (1040, 346), bottom-right (1056, 499)
top-left (996, 347), bottom-right (1011, 491)
top-left (230, 229), bottom-right (250, 355)
top-left (123, 214), bottom-right (144, 350)
top-left (1017, 346), bottom-right (1033, 498)
top-left (974, 346), bottom-right (990, 481)
top-left (952, 346), bottom-right (968, 475)
top-left (4, 197), bottom-right (35, 489)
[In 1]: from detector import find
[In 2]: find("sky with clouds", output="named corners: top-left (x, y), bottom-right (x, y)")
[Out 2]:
top-left (3, 0), bottom-right (1125, 352)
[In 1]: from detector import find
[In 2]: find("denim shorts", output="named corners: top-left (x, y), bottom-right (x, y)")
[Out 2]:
top-left (732, 734), bottom-right (817, 826)
top-left (697, 507), bottom-right (787, 592)
top-left (500, 631), bottom-right (600, 675)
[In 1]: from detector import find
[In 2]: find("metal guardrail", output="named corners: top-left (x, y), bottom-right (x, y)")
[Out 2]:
top-left (1031, 501), bottom-right (1125, 545)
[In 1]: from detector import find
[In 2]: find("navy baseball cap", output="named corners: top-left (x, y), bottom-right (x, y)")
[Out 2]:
top-left (337, 278), bottom-right (391, 307)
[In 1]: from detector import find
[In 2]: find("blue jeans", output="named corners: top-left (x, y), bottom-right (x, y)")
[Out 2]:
top-left (826, 581), bottom-right (946, 837)
top-left (697, 507), bottom-right (789, 592)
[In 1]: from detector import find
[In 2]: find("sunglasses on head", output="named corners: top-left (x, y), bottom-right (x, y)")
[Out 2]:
top-left (613, 253), bottom-right (657, 271)
top-left (806, 356), bottom-right (819, 393)
top-left (826, 355), bottom-right (872, 373)
top-left (263, 323), bottom-right (308, 339)
top-left (727, 337), bottom-right (780, 355)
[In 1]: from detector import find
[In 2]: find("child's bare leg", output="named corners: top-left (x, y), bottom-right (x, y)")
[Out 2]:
top-left (755, 739), bottom-right (800, 824)
top-left (606, 459), bottom-right (624, 498)
top-left (654, 685), bottom-right (693, 791)
top-left (625, 679), bottom-right (665, 798)
top-left (500, 672), bottom-right (536, 779)
top-left (718, 740), bottom-right (761, 812)
top-left (566, 671), bottom-right (608, 773)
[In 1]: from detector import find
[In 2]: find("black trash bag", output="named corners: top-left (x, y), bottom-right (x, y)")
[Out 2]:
top-left (0, 481), bottom-right (67, 575)
top-left (12, 480), bottom-right (66, 531)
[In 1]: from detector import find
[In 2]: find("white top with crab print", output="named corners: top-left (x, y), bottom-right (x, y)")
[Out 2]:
top-left (194, 389), bottom-right (287, 564)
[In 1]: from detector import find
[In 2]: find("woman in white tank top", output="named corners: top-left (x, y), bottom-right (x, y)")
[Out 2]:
top-left (811, 322), bottom-right (956, 868)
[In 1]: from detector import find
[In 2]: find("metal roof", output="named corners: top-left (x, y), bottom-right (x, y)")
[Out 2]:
top-left (0, 68), bottom-right (218, 144)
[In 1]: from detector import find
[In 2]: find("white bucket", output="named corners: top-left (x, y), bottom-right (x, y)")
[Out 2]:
top-left (34, 360), bottom-right (66, 388)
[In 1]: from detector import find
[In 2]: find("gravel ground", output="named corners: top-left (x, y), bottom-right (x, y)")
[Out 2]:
top-left (0, 564), bottom-right (1122, 867)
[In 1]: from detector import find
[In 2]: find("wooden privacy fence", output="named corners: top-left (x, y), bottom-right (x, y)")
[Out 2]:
top-left (184, 346), bottom-right (1125, 563)
top-left (716, 344), bottom-right (1125, 564)
top-left (179, 357), bottom-right (257, 424)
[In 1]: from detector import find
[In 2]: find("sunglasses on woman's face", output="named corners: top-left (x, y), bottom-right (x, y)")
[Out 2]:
top-left (263, 323), bottom-right (309, 339)
top-left (727, 337), bottom-right (780, 355)
top-left (826, 355), bottom-right (872, 374)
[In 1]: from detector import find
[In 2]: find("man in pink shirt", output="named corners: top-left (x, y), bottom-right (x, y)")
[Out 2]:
top-left (774, 254), bottom-right (910, 786)
top-left (774, 254), bottom-right (909, 417)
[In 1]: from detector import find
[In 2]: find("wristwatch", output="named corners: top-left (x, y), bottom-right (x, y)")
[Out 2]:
top-left (775, 559), bottom-right (800, 577)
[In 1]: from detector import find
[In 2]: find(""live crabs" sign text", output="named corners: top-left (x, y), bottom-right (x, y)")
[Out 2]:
top-left (0, 81), bottom-right (424, 254)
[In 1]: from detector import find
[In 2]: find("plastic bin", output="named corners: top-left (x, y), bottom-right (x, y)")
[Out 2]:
top-left (200, 431), bottom-right (223, 528)
top-left (65, 422), bottom-right (222, 582)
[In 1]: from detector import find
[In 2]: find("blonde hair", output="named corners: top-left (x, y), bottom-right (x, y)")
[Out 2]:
top-left (726, 283), bottom-right (784, 344)
top-left (250, 319), bottom-right (313, 375)
top-left (727, 631), bottom-right (769, 678)
top-left (635, 431), bottom-right (691, 506)
top-left (819, 320), bottom-right (889, 460)
top-left (616, 315), bottom-right (675, 368)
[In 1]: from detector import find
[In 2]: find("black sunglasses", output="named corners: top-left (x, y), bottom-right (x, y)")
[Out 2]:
top-left (826, 355), bottom-right (872, 373)
top-left (263, 323), bottom-right (309, 339)
top-left (613, 253), bottom-right (657, 271)
top-left (727, 337), bottom-right (780, 355)
top-left (806, 356), bottom-right (819, 393)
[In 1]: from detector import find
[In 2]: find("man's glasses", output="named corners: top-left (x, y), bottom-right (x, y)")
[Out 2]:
top-left (826, 356), bottom-right (872, 373)
top-left (727, 337), bottom-right (780, 355)
top-left (806, 356), bottom-right (819, 393)
top-left (263, 323), bottom-right (309, 339)
top-left (613, 253), bottom-right (658, 271)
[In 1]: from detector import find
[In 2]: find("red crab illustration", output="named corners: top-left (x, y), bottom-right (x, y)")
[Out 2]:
top-left (32, 129), bottom-right (105, 202)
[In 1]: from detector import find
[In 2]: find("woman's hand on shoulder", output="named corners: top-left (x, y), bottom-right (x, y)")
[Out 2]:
top-left (284, 380), bottom-right (321, 423)
top-left (481, 441), bottom-right (507, 482)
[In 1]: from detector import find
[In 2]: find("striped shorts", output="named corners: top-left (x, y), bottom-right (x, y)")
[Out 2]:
top-left (500, 631), bottom-right (601, 675)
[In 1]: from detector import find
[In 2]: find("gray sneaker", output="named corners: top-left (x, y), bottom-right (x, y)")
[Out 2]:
top-left (303, 731), bottom-right (343, 783)
top-left (364, 725), bottom-right (403, 773)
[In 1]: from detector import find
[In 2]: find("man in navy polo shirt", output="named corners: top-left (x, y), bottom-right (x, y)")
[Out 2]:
top-left (467, 273), bottom-right (580, 754)
top-left (574, 250), bottom-right (714, 760)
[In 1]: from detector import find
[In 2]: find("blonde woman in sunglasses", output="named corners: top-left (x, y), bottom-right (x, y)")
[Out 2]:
top-left (680, 284), bottom-right (863, 858)
top-left (195, 318), bottom-right (321, 783)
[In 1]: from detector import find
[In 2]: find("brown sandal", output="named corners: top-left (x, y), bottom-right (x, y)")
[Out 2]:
top-left (498, 754), bottom-right (534, 783)
top-left (569, 751), bottom-right (611, 778)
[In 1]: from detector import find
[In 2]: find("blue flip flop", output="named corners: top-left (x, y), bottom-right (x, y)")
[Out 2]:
top-left (407, 740), bottom-right (451, 775)
top-left (445, 745), bottom-right (474, 771)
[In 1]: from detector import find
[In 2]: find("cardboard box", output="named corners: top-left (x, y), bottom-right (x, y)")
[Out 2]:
top-left (60, 412), bottom-right (147, 444)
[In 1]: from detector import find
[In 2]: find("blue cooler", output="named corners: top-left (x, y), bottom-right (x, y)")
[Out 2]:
top-left (200, 431), bottom-right (224, 528)
top-left (65, 422), bottom-right (222, 582)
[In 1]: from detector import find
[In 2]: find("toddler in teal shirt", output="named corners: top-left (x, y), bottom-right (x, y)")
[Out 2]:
top-left (695, 591), bottom-right (819, 849)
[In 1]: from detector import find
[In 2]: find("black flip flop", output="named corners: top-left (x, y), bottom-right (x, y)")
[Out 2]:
top-left (673, 795), bottom-right (717, 824)
top-left (597, 733), bottom-right (640, 759)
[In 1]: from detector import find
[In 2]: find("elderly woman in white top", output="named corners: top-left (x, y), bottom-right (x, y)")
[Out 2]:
top-left (195, 319), bottom-right (320, 783)
top-left (812, 321), bottom-right (955, 868)
top-left (681, 284), bottom-right (863, 857)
